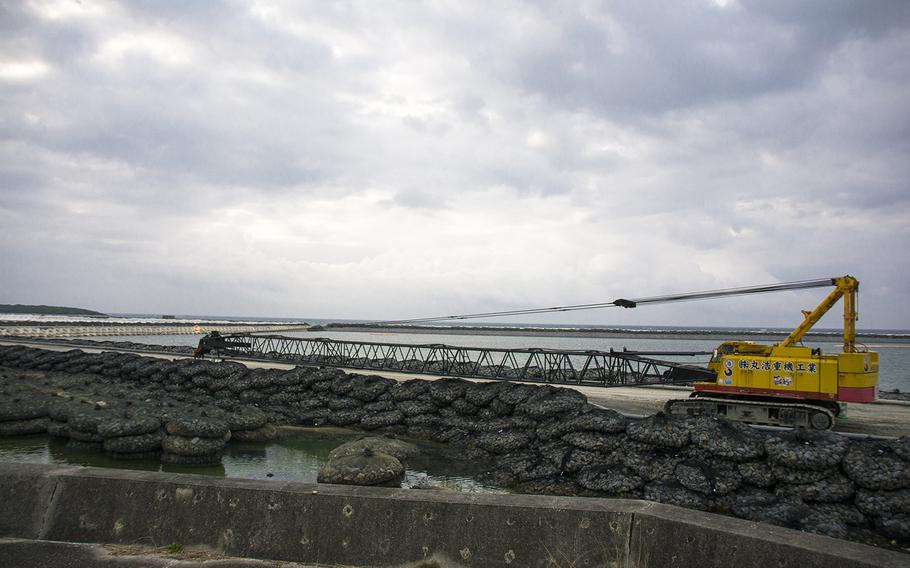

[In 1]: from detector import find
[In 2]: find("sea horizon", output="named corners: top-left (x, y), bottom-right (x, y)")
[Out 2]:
top-left (2, 310), bottom-right (907, 338)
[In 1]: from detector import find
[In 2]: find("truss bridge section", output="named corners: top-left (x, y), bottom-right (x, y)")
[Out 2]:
top-left (207, 333), bottom-right (716, 388)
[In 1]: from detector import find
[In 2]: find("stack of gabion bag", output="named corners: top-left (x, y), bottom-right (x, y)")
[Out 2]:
top-left (843, 437), bottom-right (910, 541)
top-left (65, 406), bottom-right (109, 450)
top-left (0, 391), bottom-right (48, 437)
top-left (46, 402), bottom-right (72, 439)
top-left (99, 414), bottom-right (163, 460)
top-left (162, 416), bottom-right (231, 465)
top-left (228, 406), bottom-right (277, 442)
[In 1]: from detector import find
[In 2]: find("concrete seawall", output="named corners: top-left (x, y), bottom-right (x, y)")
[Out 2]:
top-left (0, 463), bottom-right (905, 568)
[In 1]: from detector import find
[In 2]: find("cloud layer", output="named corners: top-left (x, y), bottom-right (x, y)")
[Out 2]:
top-left (1, 0), bottom-right (909, 329)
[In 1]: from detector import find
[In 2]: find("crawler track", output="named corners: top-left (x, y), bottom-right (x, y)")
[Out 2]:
top-left (665, 396), bottom-right (837, 430)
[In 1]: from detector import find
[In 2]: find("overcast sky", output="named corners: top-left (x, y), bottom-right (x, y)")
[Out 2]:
top-left (1, 0), bottom-right (908, 329)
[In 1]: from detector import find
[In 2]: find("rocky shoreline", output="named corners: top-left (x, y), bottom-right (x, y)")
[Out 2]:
top-left (0, 344), bottom-right (908, 551)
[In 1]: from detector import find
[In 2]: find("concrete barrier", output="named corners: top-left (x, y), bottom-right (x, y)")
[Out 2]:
top-left (0, 463), bottom-right (67, 538)
top-left (0, 463), bottom-right (905, 568)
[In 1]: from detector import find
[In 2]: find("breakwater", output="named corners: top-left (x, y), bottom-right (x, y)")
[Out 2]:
top-left (0, 323), bottom-right (309, 338)
top-left (0, 344), bottom-right (908, 550)
top-left (2, 337), bottom-right (195, 355)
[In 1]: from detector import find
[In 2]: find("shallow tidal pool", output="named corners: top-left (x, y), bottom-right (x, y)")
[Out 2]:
top-left (0, 427), bottom-right (505, 493)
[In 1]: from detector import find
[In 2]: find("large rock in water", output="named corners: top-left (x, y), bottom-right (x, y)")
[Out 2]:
top-left (317, 437), bottom-right (417, 486)
top-left (318, 448), bottom-right (405, 486)
top-left (328, 436), bottom-right (419, 462)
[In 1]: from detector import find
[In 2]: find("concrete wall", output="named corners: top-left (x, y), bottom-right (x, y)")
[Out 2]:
top-left (0, 463), bottom-right (905, 568)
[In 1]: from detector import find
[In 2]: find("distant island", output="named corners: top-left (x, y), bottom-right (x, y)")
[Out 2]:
top-left (0, 304), bottom-right (107, 316)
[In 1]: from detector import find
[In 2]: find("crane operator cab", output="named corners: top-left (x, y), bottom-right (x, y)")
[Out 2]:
top-left (701, 340), bottom-right (878, 405)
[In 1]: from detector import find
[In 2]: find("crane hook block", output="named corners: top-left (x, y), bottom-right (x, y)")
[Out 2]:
top-left (613, 299), bottom-right (637, 308)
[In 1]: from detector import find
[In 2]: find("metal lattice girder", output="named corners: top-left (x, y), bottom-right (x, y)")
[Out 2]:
top-left (210, 334), bottom-right (715, 387)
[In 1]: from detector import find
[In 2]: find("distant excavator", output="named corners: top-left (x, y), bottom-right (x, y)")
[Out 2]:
top-left (193, 331), bottom-right (250, 358)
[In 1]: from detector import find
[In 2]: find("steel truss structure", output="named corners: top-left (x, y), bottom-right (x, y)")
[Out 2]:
top-left (208, 334), bottom-right (715, 387)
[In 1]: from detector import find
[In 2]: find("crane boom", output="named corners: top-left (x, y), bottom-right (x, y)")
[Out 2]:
top-left (780, 275), bottom-right (858, 352)
top-left (618, 276), bottom-right (860, 353)
top-left (622, 277), bottom-right (835, 306)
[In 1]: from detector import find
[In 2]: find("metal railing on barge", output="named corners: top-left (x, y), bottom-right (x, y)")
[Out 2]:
top-left (204, 333), bottom-right (715, 387)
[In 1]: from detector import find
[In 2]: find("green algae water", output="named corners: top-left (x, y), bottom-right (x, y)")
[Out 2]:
top-left (0, 428), bottom-right (504, 493)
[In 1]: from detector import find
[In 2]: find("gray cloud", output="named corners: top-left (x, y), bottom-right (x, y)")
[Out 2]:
top-left (0, 0), bottom-right (908, 328)
top-left (506, 1), bottom-right (910, 115)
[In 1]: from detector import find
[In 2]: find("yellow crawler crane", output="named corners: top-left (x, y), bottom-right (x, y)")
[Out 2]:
top-left (663, 275), bottom-right (878, 429)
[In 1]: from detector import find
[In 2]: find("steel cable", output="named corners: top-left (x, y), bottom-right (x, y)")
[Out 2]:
top-left (371, 277), bottom-right (835, 325)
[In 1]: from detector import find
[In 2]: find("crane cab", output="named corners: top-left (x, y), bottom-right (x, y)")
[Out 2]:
top-left (699, 340), bottom-right (877, 404)
top-left (633, 275), bottom-right (879, 429)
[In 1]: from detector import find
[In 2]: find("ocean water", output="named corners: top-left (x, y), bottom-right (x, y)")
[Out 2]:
top-left (6, 312), bottom-right (909, 339)
top-left (4, 310), bottom-right (906, 390)
top-left (84, 327), bottom-right (910, 392)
